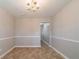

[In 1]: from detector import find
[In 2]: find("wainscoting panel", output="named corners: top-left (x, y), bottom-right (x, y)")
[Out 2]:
top-left (15, 36), bottom-right (41, 47)
top-left (51, 36), bottom-right (79, 59)
top-left (0, 37), bottom-right (15, 58)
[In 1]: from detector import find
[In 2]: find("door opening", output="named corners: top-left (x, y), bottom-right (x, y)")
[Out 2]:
top-left (40, 22), bottom-right (50, 45)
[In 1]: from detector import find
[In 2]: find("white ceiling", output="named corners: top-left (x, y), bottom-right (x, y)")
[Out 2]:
top-left (0, 0), bottom-right (71, 18)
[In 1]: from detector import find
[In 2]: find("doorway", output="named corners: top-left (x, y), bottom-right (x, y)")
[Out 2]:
top-left (40, 22), bottom-right (50, 45)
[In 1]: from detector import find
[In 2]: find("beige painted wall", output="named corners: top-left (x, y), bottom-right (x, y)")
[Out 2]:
top-left (15, 18), bottom-right (40, 36)
top-left (50, 0), bottom-right (79, 59)
top-left (0, 8), bottom-right (15, 56)
top-left (15, 18), bottom-right (51, 47)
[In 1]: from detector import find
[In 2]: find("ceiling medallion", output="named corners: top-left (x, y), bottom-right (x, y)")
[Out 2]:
top-left (26, 0), bottom-right (39, 12)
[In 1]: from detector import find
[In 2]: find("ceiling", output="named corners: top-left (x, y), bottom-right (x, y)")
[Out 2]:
top-left (0, 0), bottom-right (71, 18)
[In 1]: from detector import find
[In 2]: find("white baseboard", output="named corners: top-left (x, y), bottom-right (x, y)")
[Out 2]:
top-left (42, 40), bottom-right (69, 59)
top-left (42, 40), bottom-right (50, 47)
top-left (49, 45), bottom-right (69, 59)
top-left (0, 46), bottom-right (15, 59)
top-left (15, 46), bottom-right (41, 48)
top-left (0, 45), bottom-right (41, 59)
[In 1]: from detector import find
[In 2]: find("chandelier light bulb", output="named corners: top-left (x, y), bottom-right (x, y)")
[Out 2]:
top-left (27, 3), bottom-right (30, 6)
top-left (26, 0), bottom-right (39, 12)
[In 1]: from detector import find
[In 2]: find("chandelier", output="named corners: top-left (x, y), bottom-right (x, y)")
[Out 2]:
top-left (26, 0), bottom-right (39, 12)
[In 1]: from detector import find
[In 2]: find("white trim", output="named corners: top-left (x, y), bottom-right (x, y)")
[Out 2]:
top-left (15, 46), bottom-right (41, 48)
top-left (0, 37), bottom-right (14, 40)
top-left (15, 36), bottom-right (41, 47)
top-left (16, 36), bottom-right (40, 38)
top-left (0, 36), bottom-right (40, 40)
top-left (0, 46), bottom-right (15, 59)
top-left (42, 40), bottom-right (50, 47)
top-left (42, 40), bottom-right (69, 59)
top-left (52, 36), bottom-right (79, 43)
top-left (50, 45), bottom-right (69, 59)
